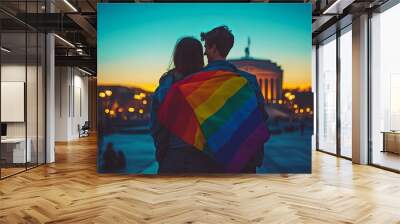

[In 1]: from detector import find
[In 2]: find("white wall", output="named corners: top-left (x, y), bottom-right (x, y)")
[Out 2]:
top-left (1, 65), bottom-right (42, 138)
top-left (1, 63), bottom-right (46, 164)
top-left (55, 67), bottom-right (89, 141)
top-left (1, 65), bottom-right (26, 138)
top-left (55, 66), bottom-right (69, 141)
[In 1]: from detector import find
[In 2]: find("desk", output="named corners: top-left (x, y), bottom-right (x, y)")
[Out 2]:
top-left (382, 131), bottom-right (400, 154)
top-left (1, 138), bottom-right (31, 163)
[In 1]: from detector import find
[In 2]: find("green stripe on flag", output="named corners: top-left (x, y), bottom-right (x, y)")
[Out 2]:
top-left (200, 83), bottom-right (254, 138)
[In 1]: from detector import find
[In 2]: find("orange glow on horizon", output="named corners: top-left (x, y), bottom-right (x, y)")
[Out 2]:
top-left (98, 68), bottom-right (311, 92)
top-left (99, 81), bottom-right (311, 93)
top-left (98, 81), bottom-right (157, 93)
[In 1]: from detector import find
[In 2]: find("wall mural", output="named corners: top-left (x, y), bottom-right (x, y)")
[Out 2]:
top-left (97, 3), bottom-right (312, 174)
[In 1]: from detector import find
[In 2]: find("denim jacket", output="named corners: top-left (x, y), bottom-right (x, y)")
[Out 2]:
top-left (150, 60), bottom-right (269, 163)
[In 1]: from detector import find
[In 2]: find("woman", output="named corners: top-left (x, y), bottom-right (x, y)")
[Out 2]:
top-left (150, 37), bottom-right (221, 174)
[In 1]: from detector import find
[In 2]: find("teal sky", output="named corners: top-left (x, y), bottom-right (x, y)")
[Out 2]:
top-left (98, 3), bottom-right (311, 91)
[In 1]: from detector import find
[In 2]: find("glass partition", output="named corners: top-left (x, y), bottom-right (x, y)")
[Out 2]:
top-left (0, 1), bottom-right (46, 179)
top-left (370, 3), bottom-right (400, 171)
top-left (339, 27), bottom-right (352, 158)
top-left (1, 30), bottom-right (28, 177)
top-left (317, 35), bottom-right (337, 154)
top-left (27, 30), bottom-right (38, 169)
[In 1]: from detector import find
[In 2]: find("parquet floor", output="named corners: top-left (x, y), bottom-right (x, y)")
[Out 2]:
top-left (1, 135), bottom-right (400, 223)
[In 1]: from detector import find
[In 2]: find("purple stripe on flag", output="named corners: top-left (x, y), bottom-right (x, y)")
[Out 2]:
top-left (226, 123), bottom-right (270, 172)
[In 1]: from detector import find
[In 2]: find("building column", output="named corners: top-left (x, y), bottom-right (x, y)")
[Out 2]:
top-left (271, 78), bottom-right (275, 101)
top-left (46, 33), bottom-right (55, 163)
top-left (45, 0), bottom-right (56, 163)
top-left (263, 79), bottom-right (268, 101)
top-left (278, 76), bottom-right (283, 100)
top-left (352, 14), bottom-right (369, 164)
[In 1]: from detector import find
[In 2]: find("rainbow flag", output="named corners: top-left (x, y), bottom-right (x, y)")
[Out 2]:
top-left (157, 69), bottom-right (270, 172)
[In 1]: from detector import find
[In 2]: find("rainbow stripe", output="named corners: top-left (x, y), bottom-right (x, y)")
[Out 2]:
top-left (158, 69), bottom-right (270, 172)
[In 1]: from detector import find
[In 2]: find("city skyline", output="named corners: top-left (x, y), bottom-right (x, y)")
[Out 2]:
top-left (98, 3), bottom-right (311, 92)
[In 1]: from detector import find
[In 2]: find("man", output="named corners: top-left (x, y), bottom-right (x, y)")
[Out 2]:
top-left (200, 26), bottom-right (269, 172)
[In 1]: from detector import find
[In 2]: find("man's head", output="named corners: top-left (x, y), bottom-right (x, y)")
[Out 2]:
top-left (201, 26), bottom-right (234, 62)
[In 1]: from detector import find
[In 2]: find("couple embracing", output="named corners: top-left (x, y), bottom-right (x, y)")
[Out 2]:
top-left (150, 26), bottom-right (270, 174)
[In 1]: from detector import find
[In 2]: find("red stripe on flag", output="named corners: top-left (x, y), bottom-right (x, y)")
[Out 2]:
top-left (158, 84), bottom-right (199, 145)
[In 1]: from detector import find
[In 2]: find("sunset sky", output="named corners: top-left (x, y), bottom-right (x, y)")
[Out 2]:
top-left (98, 3), bottom-right (311, 92)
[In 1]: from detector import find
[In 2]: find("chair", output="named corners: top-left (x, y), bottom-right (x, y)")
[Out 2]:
top-left (78, 121), bottom-right (90, 138)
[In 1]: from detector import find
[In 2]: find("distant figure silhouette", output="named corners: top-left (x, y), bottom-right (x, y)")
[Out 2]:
top-left (102, 143), bottom-right (126, 171)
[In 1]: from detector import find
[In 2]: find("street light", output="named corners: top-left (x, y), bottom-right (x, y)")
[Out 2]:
top-left (105, 90), bottom-right (112, 97)
top-left (133, 94), bottom-right (141, 100)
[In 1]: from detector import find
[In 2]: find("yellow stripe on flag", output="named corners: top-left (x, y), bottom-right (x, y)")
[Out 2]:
top-left (185, 72), bottom-right (235, 109)
top-left (194, 77), bottom-right (247, 124)
top-left (193, 127), bottom-right (205, 150)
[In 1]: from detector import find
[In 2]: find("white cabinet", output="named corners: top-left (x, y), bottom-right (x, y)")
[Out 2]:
top-left (1, 138), bottom-right (32, 163)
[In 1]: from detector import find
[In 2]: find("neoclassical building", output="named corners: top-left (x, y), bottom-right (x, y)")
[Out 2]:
top-left (229, 40), bottom-right (283, 103)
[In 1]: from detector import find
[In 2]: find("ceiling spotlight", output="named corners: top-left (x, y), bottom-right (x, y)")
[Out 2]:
top-left (78, 67), bottom-right (93, 76)
top-left (322, 0), bottom-right (354, 15)
top-left (54, 34), bottom-right (75, 48)
top-left (1, 47), bottom-right (11, 53)
top-left (63, 0), bottom-right (78, 12)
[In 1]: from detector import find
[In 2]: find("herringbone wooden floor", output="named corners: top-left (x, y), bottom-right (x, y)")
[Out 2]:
top-left (1, 135), bottom-right (400, 224)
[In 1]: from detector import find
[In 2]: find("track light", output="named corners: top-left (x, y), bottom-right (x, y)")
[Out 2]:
top-left (63, 0), bottom-right (78, 12)
top-left (1, 47), bottom-right (11, 53)
top-left (78, 67), bottom-right (93, 76)
top-left (322, 0), bottom-right (354, 15)
top-left (54, 34), bottom-right (75, 48)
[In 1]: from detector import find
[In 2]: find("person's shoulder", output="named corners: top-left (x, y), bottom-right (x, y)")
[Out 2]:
top-left (236, 69), bottom-right (257, 82)
top-left (159, 69), bottom-right (176, 85)
top-left (153, 70), bottom-right (175, 101)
